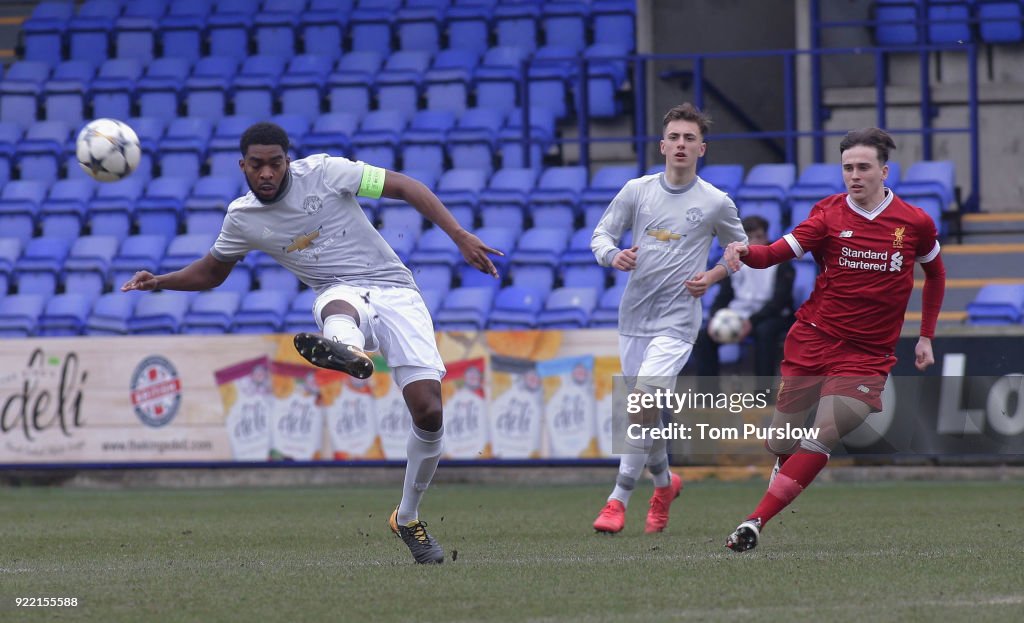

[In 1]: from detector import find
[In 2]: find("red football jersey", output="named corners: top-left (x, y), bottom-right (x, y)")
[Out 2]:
top-left (783, 191), bottom-right (940, 350)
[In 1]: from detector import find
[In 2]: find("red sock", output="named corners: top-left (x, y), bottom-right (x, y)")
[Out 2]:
top-left (748, 451), bottom-right (828, 526)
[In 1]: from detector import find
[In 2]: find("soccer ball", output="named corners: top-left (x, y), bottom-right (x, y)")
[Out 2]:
top-left (75, 118), bottom-right (141, 182)
top-left (708, 308), bottom-right (746, 344)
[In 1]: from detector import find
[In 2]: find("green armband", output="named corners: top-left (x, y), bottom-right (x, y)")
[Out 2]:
top-left (357, 165), bottom-right (386, 199)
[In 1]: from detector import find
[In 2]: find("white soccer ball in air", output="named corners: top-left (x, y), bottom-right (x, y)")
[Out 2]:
top-left (708, 308), bottom-right (746, 344)
top-left (75, 118), bottom-right (141, 182)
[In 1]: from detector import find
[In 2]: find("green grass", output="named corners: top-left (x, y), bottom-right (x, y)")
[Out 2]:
top-left (1, 480), bottom-right (1022, 622)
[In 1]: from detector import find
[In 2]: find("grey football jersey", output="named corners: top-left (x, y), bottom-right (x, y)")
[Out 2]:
top-left (591, 173), bottom-right (747, 342)
top-left (211, 154), bottom-right (417, 293)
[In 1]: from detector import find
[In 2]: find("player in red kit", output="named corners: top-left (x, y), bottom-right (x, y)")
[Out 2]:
top-left (721, 128), bottom-right (946, 552)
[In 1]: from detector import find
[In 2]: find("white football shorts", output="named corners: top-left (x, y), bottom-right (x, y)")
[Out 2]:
top-left (618, 335), bottom-right (693, 392)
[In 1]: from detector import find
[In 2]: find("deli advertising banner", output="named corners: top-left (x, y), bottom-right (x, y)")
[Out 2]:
top-left (2, 331), bottom-right (1022, 465)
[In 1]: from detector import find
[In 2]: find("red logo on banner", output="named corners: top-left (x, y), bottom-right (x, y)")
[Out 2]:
top-left (130, 356), bottom-right (181, 427)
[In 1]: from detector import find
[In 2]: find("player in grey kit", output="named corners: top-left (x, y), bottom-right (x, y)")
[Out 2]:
top-left (122, 122), bottom-right (501, 564)
top-left (590, 103), bottom-right (747, 534)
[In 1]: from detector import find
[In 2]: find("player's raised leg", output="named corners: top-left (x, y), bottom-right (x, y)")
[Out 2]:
top-left (295, 293), bottom-right (374, 378)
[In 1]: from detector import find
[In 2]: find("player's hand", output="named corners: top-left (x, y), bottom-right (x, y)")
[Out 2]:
top-left (723, 241), bottom-right (749, 273)
top-left (739, 319), bottom-right (753, 341)
top-left (914, 336), bottom-right (935, 371)
top-left (684, 271), bottom-right (714, 297)
top-left (612, 246), bottom-right (639, 271)
top-left (121, 270), bottom-right (159, 292)
top-left (454, 230), bottom-right (503, 278)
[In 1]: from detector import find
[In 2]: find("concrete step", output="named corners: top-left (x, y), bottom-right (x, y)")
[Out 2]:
top-left (958, 212), bottom-right (1024, 235)
top-left (936, 243), bottom-right (1024, 278)
top-left (906, 277), bottom-right (1024, 313)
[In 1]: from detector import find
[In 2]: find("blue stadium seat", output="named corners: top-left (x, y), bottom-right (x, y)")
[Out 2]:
top-left (583, 43), bottom-right (630, 118)
top-left (435, 168), bottom-right (488, 213)
top-left (270, 113), bottom-right (310, 150)
top-left (978, 0), bottom-right (1024, 43)
top-left (279, 54), bottom-right (334, 119)
top-left (529, 45), bottom-right (577, 121)
top-left (562, 226), bottom-right (598, 266)
top-left (435, 286), bottom-right (495, 330)
top-left (509, 263), bottom-right (555, 296)
top-left (137, 58), bottom-right (192, 119)
top-left (351, 109), bottom-right (407, 170)
top-left (42, 59), bottom-right (95, 124)
top-left (0, 61), bottom-right (51, 125)
top-left (91, 58), bottom-right (143, 120)
top-left (0, 294), bottom-right (47, 337)
top-left (160, 0), bottom-right (212, 62)
top-left (487, 285), bottom-right (544, 329)
top-left (182, 290), bottom-right (241, 334)
top-left (788, 162), bottom-right (845, 201)
top-left (159, 233), bottom-right (217, 272)
top-left (411, 263), bottom-right (453, 296)
top-left (63, 234), bottom-right (119, 299)
top-left (787, 198), bottom-right (816, 236)
top-left (85, 291), bottom-right (139, 335)
top-left (0, 237), bottom-right (24, 292)
top-left (299, 0), bottom-right (355, 60)
top-left (494, 2), bottom-right (540, 53)
top-left (185, 176), bottom-right (239, 234)
top-left (457, 262), bottom-right (502, 290)
top-left (738, 200), bottom-right (783, 242)
top-left (136, 176), bottom-right (194, 236)
top-left (874, 0), bottom-right (921, 45)
top-left (88, 176), bottom-right (146, 239)
top-left (22, 2), bottom-right (75, 65)
top-left (300, 112), bottom-right (361, 156)
top-left (396, 0), bottom-right (447, 53)
top-left (499, 106), bottom-right (556, 170)
top-left (531, 165), bottom-right (588, 215)
top-left (562, 265), bottom-right (606, 290)
top-left (206, 0), bottom-right (254, 62)
top-left (207, 114), bottom-right (260, 175)
top-left (511, 226), bottom-right (572, 268)
top-left (698, 163), bottom-right (745, 197)
top-left (378, 203), bottom-right (424, 232)
top-left (445, 0), bottom-right (494, 55)
top-left (282, 287), bottom-right (319, 333)
top-left (423, 49), bottom-right (479, 114)
top-left (408, 227), bottom-right (462, 268)
top-left (114, 1), bottom-right (166, 63)
top-left (400, 109), bottom-right (457, 175)
top-left (966, 284), bottom-right (1024, 325)
top-left (232, 288), bottom-right (290, 333)
top-left (592, 0), bottom-right (636, 50)
top-left (479, 167), bottom-right (537, 230)
top-left (589, 284), bottom-right (624, 327)
top-left (928, 0), bottom-right (973, 43)
top-left (14, 236), bottom-right (72, 296)
top-left (0, 179), bottom-right (49, 244)
top-left (254, 0), bottom-right (302, 58)
top-left (0, 121), bottom-right (23, 186)
top-left (327, 51), bottom-right (383, 118)
top-left (39, 293), bottom-right (94, 336)
top-left (67, 1), bottom-right (120, 67)
top-left (129, 291), bottom-right (192, 334)
top-left (419, 288), bottom-right (445, 316)
top-left (541, 1), bottom-right (589, 52)
top-left (474, 46), bottom-right (528, 115)
top-left (158, 117), bottom-right (213, 182)
top-left (472, 226), bottom-right (517, 273)
top-left (16, 119), bottom-right (71, 184)
top-left (47, 181), bottom-right (98, 231)
top-left (447, 107), bottom-right (505, 174)
top-left (736, 163), bottom-right (796, 205)
top-left (126, 116), bottom-right (166, 161)
top-left (537, 286), bottom-right (599, 329)
top-left (233, 54), bottom-right (288, 119)
top-left (375, 50), bottom-right (432, 118)
top-left (109, 233), bottom-right (168, 288)
top-left (897, 160), bottom-right (956, 232)
top-left (580, 164), bottom-right (635, 218)
top-left (792, 261), bottom-right (817, 306)
top-left (349, 2), bottom-right (396, 57)
top-left (219, 262), bottom-right (254, 295)
top-left (254, 264), bottom-right (300, 294)
top-left (185, 56), bottom-right (239, 120)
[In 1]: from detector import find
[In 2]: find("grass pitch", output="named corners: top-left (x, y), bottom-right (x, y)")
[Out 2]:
top-left (1, 478), bottom-right (1022, 622)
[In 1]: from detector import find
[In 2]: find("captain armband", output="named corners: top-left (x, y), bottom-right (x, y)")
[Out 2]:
top-left (357, 165), bottom-right (386, 199)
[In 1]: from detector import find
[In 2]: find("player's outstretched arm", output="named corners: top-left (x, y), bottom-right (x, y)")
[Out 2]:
top-left (382, 171), bottom-right (503, 277)
top-left (121, 253), bottom-right (236, 292)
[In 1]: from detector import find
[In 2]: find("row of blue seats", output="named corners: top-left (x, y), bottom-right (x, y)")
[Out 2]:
top-left (0, 282), bottom-right (626, 337)
top-left (1, 44), bottom-right (629, 126)
top-left (22, 0), bottom-right (636, 64)
top-left (873, 0), bottom-right (1024, 46)
top-left (965, 283), bottom-right (1024, 324)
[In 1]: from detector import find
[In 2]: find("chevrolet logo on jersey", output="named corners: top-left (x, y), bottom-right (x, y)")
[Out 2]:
top-left (646, 228), bottom-right (682, 242)
top-left (285, 226), bottom-right (323, 252)
top-left (892, 226), bottom-right (905, 248)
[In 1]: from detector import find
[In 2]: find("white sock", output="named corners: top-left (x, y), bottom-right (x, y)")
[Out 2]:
top-left (647, 437), bottom-right (670, 488)
top-left (323, 314), bottom-right (364, 350)
top-left (397, 424), bottom-right (443, 525)
top-left (609, 436), bottom-right (652, 506)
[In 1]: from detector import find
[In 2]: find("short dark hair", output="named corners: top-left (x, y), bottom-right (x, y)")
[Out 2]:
top-left (742, 215), bottom-right (769, 234)
top-left (240, 122), bottom-right (290, 156)
top-left (663, 102), bottom-right (712, 138)
top-left (839, 127), bottom-right (896, 164)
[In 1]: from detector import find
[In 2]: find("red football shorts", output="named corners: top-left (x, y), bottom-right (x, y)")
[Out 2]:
top-left (776, 320), bottom-right (897, 413)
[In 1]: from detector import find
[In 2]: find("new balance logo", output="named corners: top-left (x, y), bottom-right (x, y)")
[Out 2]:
top-left (857, 385), bottom-right (870, 394)
top-left (839, 230), bottom-right (854, 238)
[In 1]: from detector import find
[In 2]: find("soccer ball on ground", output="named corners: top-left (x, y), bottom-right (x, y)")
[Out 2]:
top-left (708, 308), bottom-right (746, 344)
top-left (75, 118), bottom-right (141, 182)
